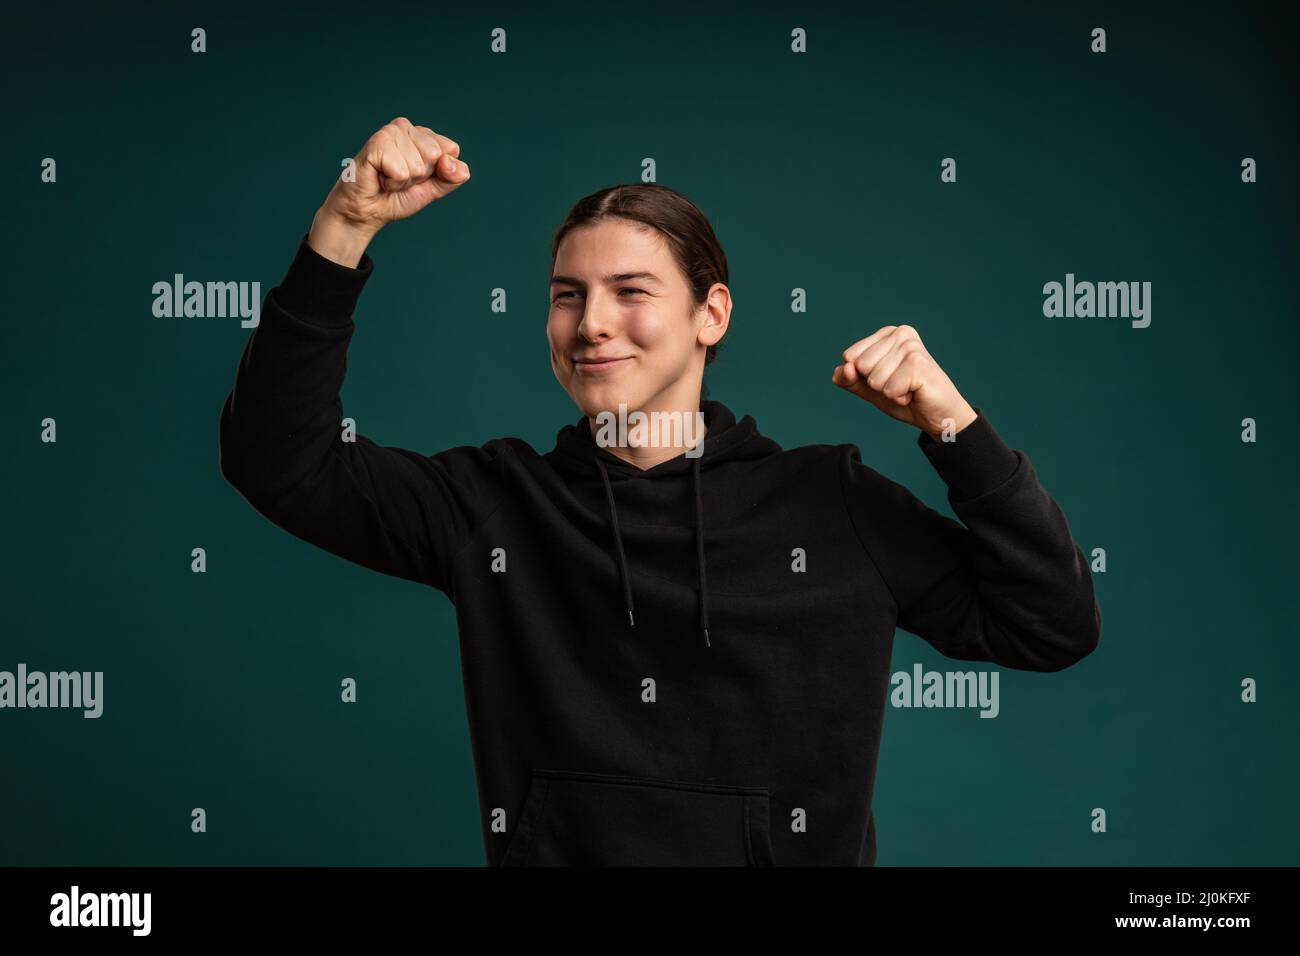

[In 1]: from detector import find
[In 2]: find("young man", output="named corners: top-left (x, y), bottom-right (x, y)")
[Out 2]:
top-left (219, 117), bottom-right (1101, 866)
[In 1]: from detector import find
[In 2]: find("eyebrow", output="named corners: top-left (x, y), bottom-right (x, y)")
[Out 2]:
top-left (549, 272), bottom-right (663, 288)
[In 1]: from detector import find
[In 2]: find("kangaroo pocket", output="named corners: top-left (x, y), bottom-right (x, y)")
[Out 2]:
top-left (499, 768), bottom-right (777, 866)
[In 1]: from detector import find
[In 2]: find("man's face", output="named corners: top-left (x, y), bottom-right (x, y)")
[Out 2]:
top-left (547, 219), bottom-right (714, 418)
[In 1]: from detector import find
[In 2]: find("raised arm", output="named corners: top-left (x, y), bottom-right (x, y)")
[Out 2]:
top-left (218, 119), bottom-right (498, 596)
top-left (841, 412), bottom-right (1102, 672)
top-left (831, 324), bottom-right (1101, 671)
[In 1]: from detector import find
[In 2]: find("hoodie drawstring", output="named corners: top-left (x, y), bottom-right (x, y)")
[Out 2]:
top-left (594, 456), bottom-right (711, 648)
top-left (595, 458), bottom-right (636, 631)
top-left (692, 455), bottom-right (710, 647)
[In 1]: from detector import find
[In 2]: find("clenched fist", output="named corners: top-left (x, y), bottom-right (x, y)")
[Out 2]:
top-left (309, 117), bottom-right (471, 267)
top-left (831, 325), bottom-right (978, 440)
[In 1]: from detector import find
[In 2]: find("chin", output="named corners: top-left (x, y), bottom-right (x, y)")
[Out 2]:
top-left (570, 383), bottom-right (645, 420)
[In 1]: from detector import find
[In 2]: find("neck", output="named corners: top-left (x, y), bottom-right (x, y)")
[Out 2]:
top-left (586, 392), bottom-right (708, 471)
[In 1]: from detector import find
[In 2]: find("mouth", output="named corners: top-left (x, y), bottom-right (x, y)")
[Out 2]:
top-left (573, 356), bottom-right (633, 374)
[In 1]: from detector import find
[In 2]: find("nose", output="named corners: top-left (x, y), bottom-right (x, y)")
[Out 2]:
top-left (576, 289), bottom-right (618, 344)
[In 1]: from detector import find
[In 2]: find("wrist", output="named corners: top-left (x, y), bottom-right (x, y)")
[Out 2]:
top-left (308, 208), bottom-right (379, 268)
top-left (923, 402), bottom-right (978, 441)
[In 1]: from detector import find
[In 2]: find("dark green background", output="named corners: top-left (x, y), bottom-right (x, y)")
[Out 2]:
top-left (3, 0), bottom-right (1295, 865)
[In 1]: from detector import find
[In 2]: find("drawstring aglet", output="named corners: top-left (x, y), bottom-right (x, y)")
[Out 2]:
top-left (703, 628), bottom-right (710, 647)
top-left (628, 610), bottom-right (636, 629)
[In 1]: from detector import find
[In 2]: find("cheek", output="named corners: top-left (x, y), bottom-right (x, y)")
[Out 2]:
top-left (625, 311), bottom-right (673, 355)
top-left (628, 312), bottom-right (694, 372)
top-left (546, 313), bottom-right (570, 354)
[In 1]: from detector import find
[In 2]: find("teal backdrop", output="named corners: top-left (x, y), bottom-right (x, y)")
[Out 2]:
top-left (3, 0), bottom-right (1296, 865)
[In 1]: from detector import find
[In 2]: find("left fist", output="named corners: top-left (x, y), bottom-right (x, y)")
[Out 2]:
top-left (831, 325), bottom-right (977, 440)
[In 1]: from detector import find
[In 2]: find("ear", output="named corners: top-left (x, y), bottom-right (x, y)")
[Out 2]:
top-left (697, 282), bottom-right (731, 349)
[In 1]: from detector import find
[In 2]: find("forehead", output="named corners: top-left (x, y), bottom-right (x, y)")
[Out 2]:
top-left (553, 220), bottom-right (671, 269)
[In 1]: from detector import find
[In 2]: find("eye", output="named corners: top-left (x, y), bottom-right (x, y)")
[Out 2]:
top-left (551, 288), bottom-right (647, 303)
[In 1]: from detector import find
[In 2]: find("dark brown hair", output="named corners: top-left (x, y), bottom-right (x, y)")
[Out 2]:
top-left (550, 183), bottom-right (729, 367)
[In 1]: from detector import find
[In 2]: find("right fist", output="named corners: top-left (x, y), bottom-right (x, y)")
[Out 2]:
top-left (321, 117), bottom-right (471, 234)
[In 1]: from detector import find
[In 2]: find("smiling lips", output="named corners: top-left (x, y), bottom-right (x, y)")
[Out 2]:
top-left (573, 355), bottom-right (633, 373)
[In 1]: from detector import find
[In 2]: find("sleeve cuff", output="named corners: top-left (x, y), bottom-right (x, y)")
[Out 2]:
top-left (272, 233), bottom-right (376, 327)
top-left (916, 406), bottom-right (1021, 502)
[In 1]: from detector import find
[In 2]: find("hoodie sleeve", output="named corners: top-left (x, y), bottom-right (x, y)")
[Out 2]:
top-left (218, 236), bottom-right (502, 598)
top-left (840, 407), bottom-right (1101, 672)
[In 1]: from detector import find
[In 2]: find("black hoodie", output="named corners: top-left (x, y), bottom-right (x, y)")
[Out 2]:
top-left (218, 237), bottom-right (1102, 866)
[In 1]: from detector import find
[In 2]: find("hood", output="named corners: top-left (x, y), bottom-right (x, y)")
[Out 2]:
top-left (549, 400), bottom-right (779, 648)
